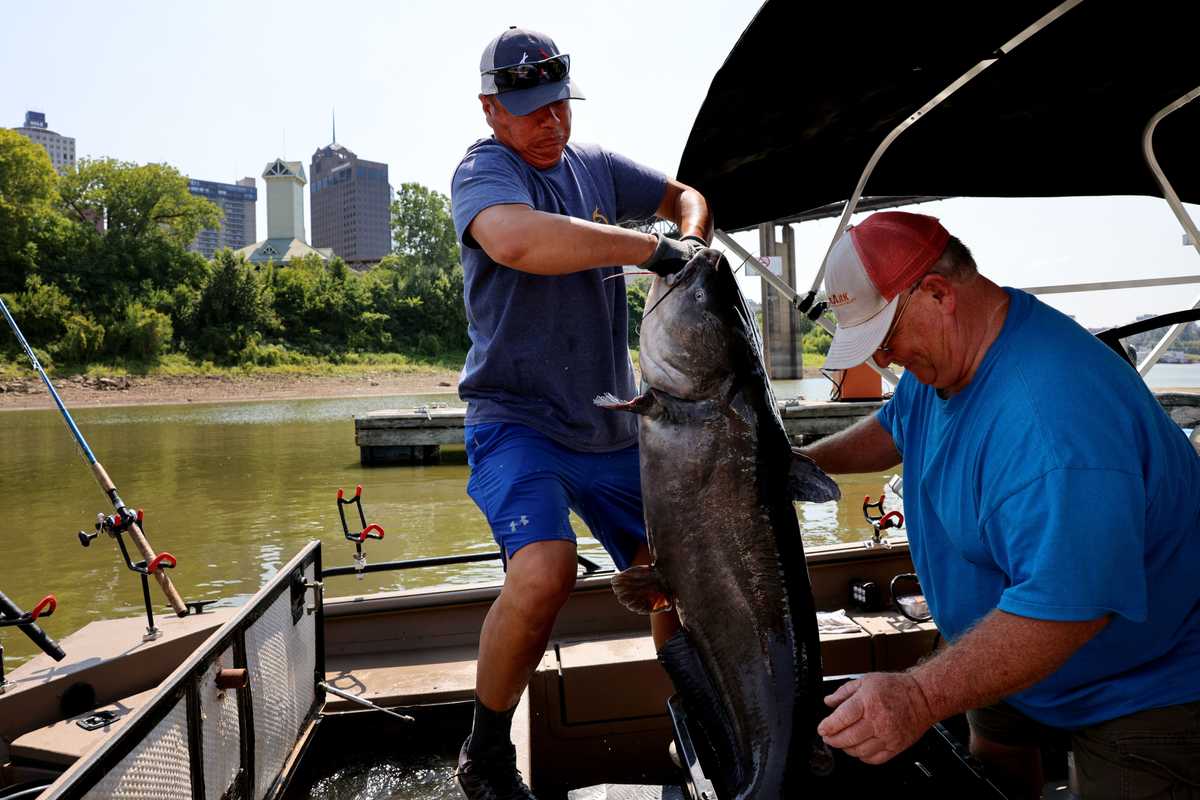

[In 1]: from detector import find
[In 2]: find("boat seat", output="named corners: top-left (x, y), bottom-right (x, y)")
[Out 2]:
top-left (8, 688), bottom-right (157, 768)
top-left (323, 643), bottom-right (480, 709)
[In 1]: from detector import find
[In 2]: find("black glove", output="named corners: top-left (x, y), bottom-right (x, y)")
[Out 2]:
top-left (639, 232), bottom-right (707, 277)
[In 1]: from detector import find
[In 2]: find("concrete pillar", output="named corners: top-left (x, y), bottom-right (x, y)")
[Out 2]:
top-left (757, 223), bottom-right (804, 379)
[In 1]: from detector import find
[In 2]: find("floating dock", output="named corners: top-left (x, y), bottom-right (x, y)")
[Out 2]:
top-left (355, 400), bottom-right (882, 465)
top-left (356, 392), bottom-right (1200, 465)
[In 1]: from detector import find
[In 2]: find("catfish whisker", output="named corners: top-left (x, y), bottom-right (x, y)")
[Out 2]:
top-left (604, 270), bottom-right (654, 282)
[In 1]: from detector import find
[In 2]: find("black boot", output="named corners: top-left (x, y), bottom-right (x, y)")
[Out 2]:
top-left (456, 739), bottom-right (537, 800)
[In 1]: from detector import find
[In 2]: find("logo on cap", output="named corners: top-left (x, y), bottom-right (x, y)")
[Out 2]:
top-left (828, 291), bottom-right (852, 307)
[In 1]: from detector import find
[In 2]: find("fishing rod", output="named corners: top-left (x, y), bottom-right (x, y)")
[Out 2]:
top-left (0, 296), bottom-right (188, 618)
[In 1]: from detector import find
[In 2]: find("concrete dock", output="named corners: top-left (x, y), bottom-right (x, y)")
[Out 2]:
top-left (355, 392), bottom-right (1200, 466)
top-left (355, 398), bottom-right (875, 465)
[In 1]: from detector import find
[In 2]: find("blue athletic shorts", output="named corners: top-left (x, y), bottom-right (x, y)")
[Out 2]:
top-left (465, 422), bottom-right (647, 570)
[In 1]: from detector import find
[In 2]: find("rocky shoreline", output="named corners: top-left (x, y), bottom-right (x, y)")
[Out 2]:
top-left (0, 370), bottom-right (461, 411)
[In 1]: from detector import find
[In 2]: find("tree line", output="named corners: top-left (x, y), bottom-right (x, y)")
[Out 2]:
top-left (0, 130), bottom-right (469, 369)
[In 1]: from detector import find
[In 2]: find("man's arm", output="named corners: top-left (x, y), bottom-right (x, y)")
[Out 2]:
top-left (466, 179), bottom-right (712, 276)
top-left (656, 178), bottom-right (712, 243)
top-left (469, 204), bottom-right (657, 275)
top-left (818, 610), bottom-right (1108, 764)
top-left (800, 414), bottom-right (902, 475)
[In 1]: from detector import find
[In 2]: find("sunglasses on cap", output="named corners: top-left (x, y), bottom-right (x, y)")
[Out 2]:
top-left (484, 54), bottom-right (570, 93)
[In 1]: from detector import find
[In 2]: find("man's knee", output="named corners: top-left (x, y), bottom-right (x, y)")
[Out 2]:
top-left (503, 540), bottom-right (578, 616)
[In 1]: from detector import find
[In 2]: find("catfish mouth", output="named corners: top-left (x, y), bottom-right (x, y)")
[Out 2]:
top-left (638, 249), bottom-right (729, 401)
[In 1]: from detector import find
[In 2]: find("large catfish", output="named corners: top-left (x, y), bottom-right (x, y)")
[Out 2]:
top-left (596, 249), bottom-right (840, 799)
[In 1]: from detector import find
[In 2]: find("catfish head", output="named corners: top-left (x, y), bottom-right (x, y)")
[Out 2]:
top-left (639, 248), bottom-right (758, 401)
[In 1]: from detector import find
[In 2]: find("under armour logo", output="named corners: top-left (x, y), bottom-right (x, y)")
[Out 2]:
top-left (509, 515), bottom-right (530, 533)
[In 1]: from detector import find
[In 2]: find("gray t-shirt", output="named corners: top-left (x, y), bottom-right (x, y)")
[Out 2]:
top-left (451, 138), bottom-right (666, 451)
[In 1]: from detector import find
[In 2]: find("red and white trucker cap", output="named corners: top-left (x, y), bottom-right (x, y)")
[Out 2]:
top-left (822, 211), bottom-right (950, 370)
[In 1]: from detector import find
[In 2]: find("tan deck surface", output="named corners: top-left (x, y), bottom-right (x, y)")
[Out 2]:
top-left (321, 613), bottom-right (922, 715)
top-left (10, 688), bottom-right (157, 767)
top-left (324, 644), bottom-right (480, 709)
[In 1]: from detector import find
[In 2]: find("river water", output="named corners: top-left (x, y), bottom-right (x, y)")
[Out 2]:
top-left (1, 364), bottom-right (1195, 666)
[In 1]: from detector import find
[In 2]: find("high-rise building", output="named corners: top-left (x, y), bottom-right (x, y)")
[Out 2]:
top-left (310, 142), bottom-right (390, 264)
top-left (187, 177), bottom-right (258, 259)
top-left (236, 158), bottom-right (332, 265)
top-left (13, 111), bottom-right (75, 173)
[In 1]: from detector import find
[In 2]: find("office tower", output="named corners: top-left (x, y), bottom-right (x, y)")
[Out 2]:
top-left (13, 111), bottom-right (75, 173)
top-left (187, 177), bottom-right (258, 259)
top-left (310, 141), bottom-right (390, 264)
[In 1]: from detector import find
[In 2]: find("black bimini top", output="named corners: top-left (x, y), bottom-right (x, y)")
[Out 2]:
top-left (678, 1), bottom-right (1200, 232)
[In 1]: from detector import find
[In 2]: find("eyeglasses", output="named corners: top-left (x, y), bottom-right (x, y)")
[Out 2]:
top-left (484, 54), bottom-right (570, 93)
top-left (878, 277), bottom-right (926, 355)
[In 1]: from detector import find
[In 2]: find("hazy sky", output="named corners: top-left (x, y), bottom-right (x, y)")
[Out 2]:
top-left (4, 0), bottom-right (1198, 327)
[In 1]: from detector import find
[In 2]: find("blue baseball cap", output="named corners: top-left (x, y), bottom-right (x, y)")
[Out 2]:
top-left (479, 27), bottom-right (585, 116)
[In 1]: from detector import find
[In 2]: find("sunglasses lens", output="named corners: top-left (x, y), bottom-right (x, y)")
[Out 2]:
top-left (492, 55), bottom-right (569, 92)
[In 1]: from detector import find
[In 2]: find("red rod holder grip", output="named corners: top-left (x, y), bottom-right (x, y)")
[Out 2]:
top-left (337, 488), bottom-right (345, 500)
top-left (879, 510), bottom-right (905, 529)
top-left (147, 553), bottom-right (177, 573)
top-left (358, 524), bottom-right (385, 542)
top-left (30, 594), bottom-right (57, 621)
top-left (355, 485), bottom-right (363, 497)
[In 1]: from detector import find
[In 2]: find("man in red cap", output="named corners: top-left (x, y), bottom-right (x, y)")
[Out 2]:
top-left (450, 26), bottom-right (711, 800)
top-left (803, 211), bottom-right (1200, 798)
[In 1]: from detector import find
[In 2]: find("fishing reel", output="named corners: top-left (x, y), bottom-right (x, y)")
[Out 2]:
top-left (336, 485), bottom-right (385, 580)
top-left (862, 493), bottom-right (904, 547)
top-left (78, 508), bottom-right (177, 641)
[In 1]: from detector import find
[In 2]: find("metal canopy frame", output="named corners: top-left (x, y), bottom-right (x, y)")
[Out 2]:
top-left (1134, 85), bottom-right (1200, 375)
top-left (713, 1), bottom-right (1200, 386)
top-left (713, 0), bottom-right (1082, 388)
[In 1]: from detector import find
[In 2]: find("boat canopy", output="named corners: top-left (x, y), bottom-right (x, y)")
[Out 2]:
top-left (678, 0), bottom-right (1200, 232)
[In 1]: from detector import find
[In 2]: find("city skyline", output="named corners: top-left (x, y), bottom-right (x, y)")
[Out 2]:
top-left (4, 1), bottom-right (1200, 327)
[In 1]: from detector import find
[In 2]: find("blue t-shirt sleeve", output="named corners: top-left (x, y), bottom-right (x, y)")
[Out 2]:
top-left (451, 147), bottom-right (534, 249)
top-left (876, 372), bottom-right (914, 456)
top-left (985, 467), bottom-right (1147, 623)
top-left (604, 149), bottom-right (667, 224)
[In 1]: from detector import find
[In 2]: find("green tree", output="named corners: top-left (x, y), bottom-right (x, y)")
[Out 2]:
top-left (55, 158), bottom-right (219, 302)
top-left (803, 326), bottom-right (832, 355)
top-left (181, 250), bottom-right (276, 362)
top-left (0, 130), bottom-right (63, 292)
top-left (265, 254), bottom-right (372, 353)
top-left (626, 276), bottom-right (651, 348)
top-left (389, 183), bottom-right (458, 272)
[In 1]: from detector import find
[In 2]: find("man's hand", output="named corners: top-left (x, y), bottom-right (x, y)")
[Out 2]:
top-left (817, 672), bottom-right (936, 765)
top-left (639, 232), bottom-right (705, 277)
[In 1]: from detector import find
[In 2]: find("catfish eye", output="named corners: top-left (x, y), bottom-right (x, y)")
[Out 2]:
top-left (694, 289), bottom-right (706, 302)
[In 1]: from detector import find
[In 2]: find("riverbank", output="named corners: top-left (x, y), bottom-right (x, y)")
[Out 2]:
top-left (0, 368), bottom-right (462, 411)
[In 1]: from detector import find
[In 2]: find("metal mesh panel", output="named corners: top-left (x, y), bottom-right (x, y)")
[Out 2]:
top-left (81, 695), bottom-right (191, 800)
top-left (246, 563), bottom-right (317, 799)
top-left (202, 646), bottom-right (242, 800)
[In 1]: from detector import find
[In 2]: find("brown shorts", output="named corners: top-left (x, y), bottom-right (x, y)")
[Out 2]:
top-left (968, 700), bottom-right (1200, 799)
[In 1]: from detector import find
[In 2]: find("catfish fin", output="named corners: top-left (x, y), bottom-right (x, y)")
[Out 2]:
top-left (789, 450), bottom-right (842, 502)
top-left (594, 391), bottom-right (660, 416)
top-left (658, 630), bottom-right (742, 796)
top-left (611, 565), bottom-right (673, 614)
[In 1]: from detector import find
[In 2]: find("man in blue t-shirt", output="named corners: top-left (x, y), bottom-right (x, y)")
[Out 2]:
top-left (803, 211), bottom-right (1200, 798)
top-left (450, 27), bottom-right (712, 800)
